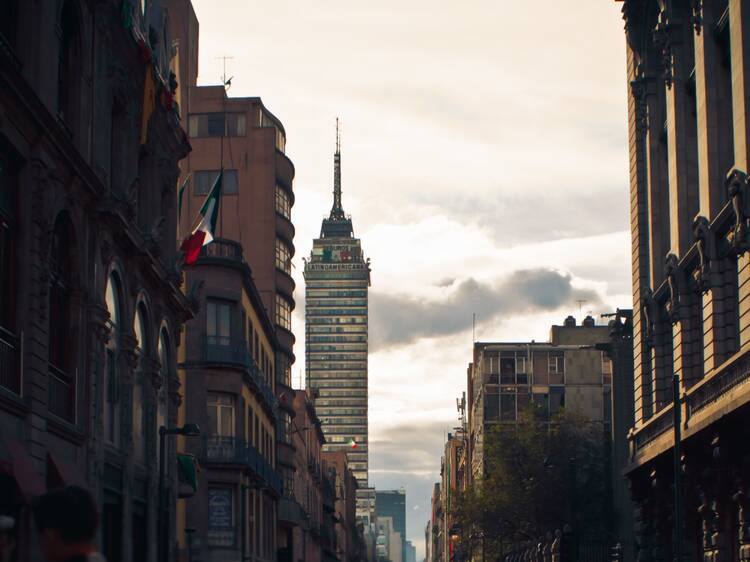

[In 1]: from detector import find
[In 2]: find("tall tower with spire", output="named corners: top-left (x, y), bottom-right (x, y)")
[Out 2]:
top-left (304, 121), bottom-right (373, 521)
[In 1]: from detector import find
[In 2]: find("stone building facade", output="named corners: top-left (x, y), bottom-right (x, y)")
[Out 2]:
top-left (176, 237), bottom-right (281, 562)
top-left (0, 1), bottom-right (191, 561)
top-left (323, 450), bottom-right (365, 562)
top-left (619, 0), bottom-right (750, 560)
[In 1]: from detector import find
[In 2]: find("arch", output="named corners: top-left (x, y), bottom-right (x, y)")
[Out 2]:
top-left (132, 298), bottom-right (150, 463)
top-left (103, 269), bottom-right (124, 446)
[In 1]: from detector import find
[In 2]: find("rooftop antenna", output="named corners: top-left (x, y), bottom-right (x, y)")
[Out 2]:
top-left (216, 55), bottom-right (234, 88)
top-left (330, 118), bottom-right (345, 220)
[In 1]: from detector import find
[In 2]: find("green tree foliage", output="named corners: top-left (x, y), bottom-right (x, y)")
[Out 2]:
top-left (453, 409), bottom-right (611, 559)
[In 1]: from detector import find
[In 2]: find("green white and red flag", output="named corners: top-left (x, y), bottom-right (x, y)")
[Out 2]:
top-left (348, 438), bottom-right (358, 449)
top-left (181, 170), bottom-right (222, 266)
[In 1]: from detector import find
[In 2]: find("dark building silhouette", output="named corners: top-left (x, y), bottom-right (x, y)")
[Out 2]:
top-left (0, 2), bottom-right (192, 561)
top-left (618, 0), bottom-right (750, 560)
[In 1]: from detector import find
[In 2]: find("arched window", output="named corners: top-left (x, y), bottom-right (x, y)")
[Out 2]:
top-left (48, 213), bottom-right (74, 421)
top-left (104, 272), bottom-right (122, 447)
top-left (133, 303), bottom-right (148, 462)
top-left (57, 0), bottom-right (80, 126)
top-left (156, 328), bottom-right (170, 464)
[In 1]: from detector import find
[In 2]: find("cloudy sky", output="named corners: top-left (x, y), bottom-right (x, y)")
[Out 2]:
top-left (191, 1), bottom-right (631, 557)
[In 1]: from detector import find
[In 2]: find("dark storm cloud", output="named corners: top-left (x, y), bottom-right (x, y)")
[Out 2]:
top-left (370, 269), bottom-right (602, 351)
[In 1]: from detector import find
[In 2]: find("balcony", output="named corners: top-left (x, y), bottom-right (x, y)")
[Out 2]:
top-left (0, 327), bottom-right (19, 394)
top-left (278, 497), bottom-right (303, 526)
top-left (198, 238), bottom-right (243, 264)
top-left (202, 436), bottom-right (282, 495)
top-left (201, 337), bottom-right (279, 416)
top-left (48, 364), bottom-right (75, 423)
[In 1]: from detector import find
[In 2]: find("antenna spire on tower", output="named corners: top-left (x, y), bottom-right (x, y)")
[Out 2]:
top-left (330, 117), bottom-right (345, 220)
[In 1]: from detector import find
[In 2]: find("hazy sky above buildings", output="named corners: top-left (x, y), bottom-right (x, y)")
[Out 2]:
top-left (191, 0), bottom-right (629, 556)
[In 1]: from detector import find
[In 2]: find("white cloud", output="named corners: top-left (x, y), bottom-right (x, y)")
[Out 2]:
top-left (191, 1), bottom-right (630, 557)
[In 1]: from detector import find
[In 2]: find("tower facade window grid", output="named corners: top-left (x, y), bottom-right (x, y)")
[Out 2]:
top-left (304, 124), bottom-right (371, 492)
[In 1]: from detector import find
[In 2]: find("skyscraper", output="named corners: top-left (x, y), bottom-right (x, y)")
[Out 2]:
top-left (376, 490), bottom-right (407, 562)
top-left (304, 123), bottom-right (371, 489)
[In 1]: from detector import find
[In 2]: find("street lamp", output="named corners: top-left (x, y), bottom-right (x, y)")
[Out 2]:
top-left (159, 424), bottom-right (201, 562)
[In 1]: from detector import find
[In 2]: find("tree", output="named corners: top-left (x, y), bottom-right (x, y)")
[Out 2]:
top-left (454, 409), bottom-right (611, 560)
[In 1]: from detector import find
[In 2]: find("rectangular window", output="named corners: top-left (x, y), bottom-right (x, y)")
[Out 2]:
top-left (275, 185), bottom-right (291, 219)
top-left (194, 169), bottom-right (238, 195)
top-left (550, 387), bottom-right (565, 416)
top-left (499, 352), bottom-right (515, 384)
top-left (483, 391), bottom-right (499, 420)
top-left (208, 487), bottom-right (235, 547)
top-left (548, 351), bottom-right (565, 383)
top-left (602, 354), bottom-right (613, 385)
top-left (500, 392), bottom-right (516, 421)
top-left (275, 295), bottom-right (292, 330)
top-left (259, 110), bottom-right (286, 152)
top-left (207, 392), bottom-right (235, 437)
top-left (206, 300), bottom-right (232, 346)
top-left (275, 239), bottom-right (291, 274)
top-left (189, 112), bottom-right (246, 138)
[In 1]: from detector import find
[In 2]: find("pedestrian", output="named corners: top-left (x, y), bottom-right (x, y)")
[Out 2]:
top-left (32, 486), bottom-right (106, 562)
top-left (0, 515), bottom-right (16, 562)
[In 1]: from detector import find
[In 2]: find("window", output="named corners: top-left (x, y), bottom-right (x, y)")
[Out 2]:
top-left (207, 300), bottom-right (232, 346)
top-left (275, 239), bottom-right (291, 274)
top-left (602, 354), bottom-right (613, 385)
top-left (133, 304), bottom-right (148, 462)
top-left (275, 296), bottom-right (291, 330)
top-left (603, 386), bottom-right (612, 424)
top-left (259, 110), bottom-right (286, 152)
top-left (275, 185), bottom-right (291, 219)
top-left (499, 352), bottom-right (515, 384)
top-left (0, 154), bottom-right (16, 393)
top-left (500, 392), bottom-right (516, 421)
top-left (104, 273), bottom-right (122, 446)
top-left (483, 390), bottom-right (498, 420)
top-left (208, 487), bottom-right (235, 547)
top-left (156, 330), bottom-right (170, 463)
top-left (57, 1), bottom-right (79, 126)
top-left (207, 393), bottom-right (235, 437)
top-left (550, 387), bottom-right (565, 417)
top-left (188, 113), bottom-right (246, 137)
top-left (194, 169), bottom-right (238, 195)
top-left (548, 351), bottom-right (564, 377)
top-left (48, 214), bottom-right (75, 421)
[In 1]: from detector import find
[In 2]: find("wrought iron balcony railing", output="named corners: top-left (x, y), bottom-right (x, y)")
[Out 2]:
top-left (201, 337), bottom-right (279, 416)
top-left (202, 436), bottom-right (282, 495)
top-left (199, 238), bottom-right (243, 263)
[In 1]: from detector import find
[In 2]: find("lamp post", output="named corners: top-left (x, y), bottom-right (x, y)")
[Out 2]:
top-left (159, 423), bottom-right (201, 562)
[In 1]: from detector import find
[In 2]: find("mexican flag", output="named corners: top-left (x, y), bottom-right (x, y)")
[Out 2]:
top-left (181, 170), bottom-right (222, 265)
top-left (348, 438), bottom-right (358, 449)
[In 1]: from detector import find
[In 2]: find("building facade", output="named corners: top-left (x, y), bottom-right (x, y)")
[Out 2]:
top-left (323, 450), bottom-right (365, 562)
top-left (304, 131), bottom-right (371, 513)
top-left (0, 1), bottom-right (192, 561)
top-left (618, 0), bottom-right (750, 560)
top-left (467, 316), bottom-right (613, 482)
top-left (176, 237), bottom-right (282, 562)
top-left (375, 490), bottom-right (407, 562)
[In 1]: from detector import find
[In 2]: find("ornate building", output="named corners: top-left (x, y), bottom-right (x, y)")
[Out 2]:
top-left (619, 0), bottom-right (750, 560)
top-left (0, 1), bottom-right (191, 561)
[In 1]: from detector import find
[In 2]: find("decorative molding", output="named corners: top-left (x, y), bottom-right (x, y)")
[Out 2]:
top-left (652, 11), bottom-right (674, 89)
top-left (726, 169), bottom-right (750, 254)
top-left (693, 216), bottom-right (712, 293)
top-left (692, 0), bottom-right (703, 35)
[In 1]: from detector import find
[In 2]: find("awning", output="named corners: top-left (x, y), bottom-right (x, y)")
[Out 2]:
top-left (0, 437), bottom-right (45, 502)
top-left (47, 449), bottom-right (86, 488)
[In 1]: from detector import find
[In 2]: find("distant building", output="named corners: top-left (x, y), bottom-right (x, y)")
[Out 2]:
top-left (440, 432), bottom-right (466, 562)
top-left (406, 540), bottom-right (417, 562)
top-left (323, 450), bottom-right (365, 562)
top-left (376, 489), bottom-right (407, 562)
top-left (467, 316), bottom-right (614, 481)
top-left (304, 128), bottom-right (372, 517)
top-left (430, 483), bottom-right (443, 562)
top-left (425, 520), bottom-right (432, 562)
top-left (618, 0), bottom-right (750, 560)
